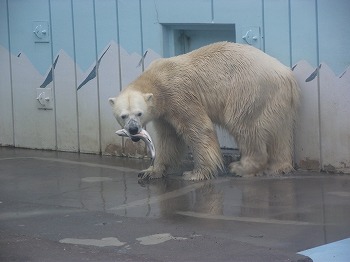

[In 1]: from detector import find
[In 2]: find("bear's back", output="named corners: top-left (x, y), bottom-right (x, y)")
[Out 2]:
top-left (139, 41), bottom-right (295, 100)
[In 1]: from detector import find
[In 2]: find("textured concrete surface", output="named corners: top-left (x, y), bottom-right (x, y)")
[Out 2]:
top-left (1, 147), bottom-right (350, 261)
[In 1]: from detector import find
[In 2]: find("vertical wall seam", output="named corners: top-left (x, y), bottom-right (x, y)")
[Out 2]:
top-left (288, 0), bottom-right (292, 68)
top-left (48, 0), bottom-right (58, 150)
top-left (6, 0), bottom-right (15, 146)
top-left (92, 0), bottom-right (102, 154)
top-left (139, 0), bottom-right (145, 72)
top-left (70, 0), bottom-right (80, 152)
top-left (116, 0), bottom-right (125, 153)
top-left (315, 0), bottom-right (323, 170)
top-left (116, 0), bottom-right (122, 92)
top-left (261, 0), bottom-right (265, 52)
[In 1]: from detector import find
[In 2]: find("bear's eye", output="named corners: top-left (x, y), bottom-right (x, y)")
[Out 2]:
top-left (136, 112), bottom-right (142, 117)
top-left (121, 114), bottom-right (128, 120)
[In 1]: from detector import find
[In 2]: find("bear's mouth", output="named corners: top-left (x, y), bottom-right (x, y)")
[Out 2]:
top-left (131, 136), bottom-right (141, 142)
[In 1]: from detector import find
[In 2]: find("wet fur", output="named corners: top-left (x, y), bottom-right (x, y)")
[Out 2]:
top-left (110, 42), bottom-right (300, 180)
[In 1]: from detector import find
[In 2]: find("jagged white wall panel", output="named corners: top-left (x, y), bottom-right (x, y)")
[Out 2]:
top-left (293, 61), bottom-right (350, 172)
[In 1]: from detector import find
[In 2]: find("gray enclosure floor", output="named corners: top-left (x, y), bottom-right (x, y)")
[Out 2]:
top-left (1, 147), bottom-right (350, 262)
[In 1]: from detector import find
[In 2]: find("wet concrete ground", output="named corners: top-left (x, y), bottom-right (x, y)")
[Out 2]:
top-left (1, 147), bottom-right (350, 262)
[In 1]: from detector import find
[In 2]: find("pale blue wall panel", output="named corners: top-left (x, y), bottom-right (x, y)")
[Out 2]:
top-left (117, 0), bottom-right (142, 87)
top-left (213, 0), bottom-right (262, 46)
top-left (50, 0), bottom-right (75, 61)
top-left (8, 0), bottom-right (52, 75)
top-left (94, 0), bottom-right (122, 154)
top-left (8, 0), bottom-right (56, 149)
top-left (95, 0), bottom-right (118, 54)
top-left (263, 0), bottom-right (291, 66)
top-left (318, 0), bottom-right (350, 75)
top-left (71, 0), bottom-right (97, 72)
top-left (118, 0), bottom-right (142, 56)
top-left (140, 0), bottom-right (163, 56)
top-left (0, 0), bottom-right (9, 49)
top-left (290, 0), bottom-right (318, 67)
top-left (72, 0), bottom-right (100, 153)
top-left (50, 0), bottom-right (79, 151)
top-left (154, 0), bottom-right (212, 24)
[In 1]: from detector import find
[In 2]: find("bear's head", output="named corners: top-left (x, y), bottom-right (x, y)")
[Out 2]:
top-left (108, 90), bottom-right (153, 137)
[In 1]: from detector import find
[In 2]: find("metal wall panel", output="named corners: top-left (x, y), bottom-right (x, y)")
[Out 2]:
top-left (8, 0), bottom-right (56, 149)
top-left (0, 0), bottom-right (349, 172)
top-left (154, 0), bottom-right (212, 24)
top-left (94, 0), bottom-right (121, 154)
top-left (0, 0), bottom-right (14, 146)
top-left (72, 0), bottom-right (100, 153)
top-left (263, 0), bottom-right (291, 66)
top-left (50, 0), bottom-right (79, 152)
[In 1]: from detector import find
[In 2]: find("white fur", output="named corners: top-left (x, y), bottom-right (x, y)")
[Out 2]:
top-left (109, 42), bottom-right (300, 180)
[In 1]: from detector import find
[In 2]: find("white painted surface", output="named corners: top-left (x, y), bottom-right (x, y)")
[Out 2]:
top-left (59, 237), bottom-right (126, 247)
top-left (298, 238), bottom-right (350, 262)
top-left (77, 67), bottom-right (100, 153)
top-left (98, 42), bottom-right (123, 153)
top-left (0, 45), bottom-right (13, 145)
top-left (11, 52), bottom-right (56, 149)
top-left (54, 50), bottom-right (80, 152)
top-left (136, 233), bottom-right (187, 245)
top-left (293, 60), bottom-right (321, 169)
top-left (319, 63), bottom-right (350, 171)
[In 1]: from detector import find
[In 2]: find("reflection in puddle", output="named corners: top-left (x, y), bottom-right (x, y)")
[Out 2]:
top-left (42, 168), bottom-right (350, 227)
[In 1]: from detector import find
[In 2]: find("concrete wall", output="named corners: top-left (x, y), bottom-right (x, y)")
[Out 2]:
top-left (0, 0), bottom-right (349, 172)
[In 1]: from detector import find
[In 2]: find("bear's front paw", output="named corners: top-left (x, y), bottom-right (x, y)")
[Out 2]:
top-left (138, 166), bottom-right (165, 180)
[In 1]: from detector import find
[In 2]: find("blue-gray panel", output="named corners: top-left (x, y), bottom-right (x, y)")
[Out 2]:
top-left (318, 0), bottom-right (350, 75)
top-left (71, 0), bottom-right (97, 72)
top-left (263, 0), bottom-right (291, 67)
top-left (50, 0), bottom-right (75, 62)
top-left (8, 0), bottom-right (52, 75)
top-left (94, 0), bottom-right (123, 153)
top-left (0, 0), bottom-right (9, 49)
top-left (118, 0), bottom-right (142, 56)
top-left (290, 0), bottom-right (318, 67)
top-left (213, 0), bottom-right (262, 46)
top-left (50, 0), bottom-right (79, 151)
top-left (73, 0), bottom-right (100, 153)
top-left (117, 0), bottom-right (143, 88)
top-left (140, 0), bottom-right (163, 56)
top-left (94, 0), bottom-right (118, 54)
top-left (154, 0), bottom-right (212, 24)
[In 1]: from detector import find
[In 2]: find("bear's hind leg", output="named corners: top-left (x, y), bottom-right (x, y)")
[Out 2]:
top-left (229, 133), bottom-right (268, 177)
top-left (265, 125), bottom-right (294, 175)
top-left (139, 119), bottom-right (186, 179)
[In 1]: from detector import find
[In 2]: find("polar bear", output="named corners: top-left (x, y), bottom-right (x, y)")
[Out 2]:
top-left (109, 42), bottom-right (300, 180)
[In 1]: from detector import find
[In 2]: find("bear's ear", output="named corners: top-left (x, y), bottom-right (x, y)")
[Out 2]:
top-left (108, 97), bottom-right (116, 106)
top-left (144, 93), bottom-right (153, 103)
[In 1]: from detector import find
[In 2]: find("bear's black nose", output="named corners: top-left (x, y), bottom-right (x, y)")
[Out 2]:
top-left (129, 126), bottom-right (139, 135)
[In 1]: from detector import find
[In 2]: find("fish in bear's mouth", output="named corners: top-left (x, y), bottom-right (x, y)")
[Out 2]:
top-left (115, 128), bottom-right (156, 161)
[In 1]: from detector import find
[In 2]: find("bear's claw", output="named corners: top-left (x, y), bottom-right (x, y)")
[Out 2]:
top-left (138, 167), bottom-right (164, 180)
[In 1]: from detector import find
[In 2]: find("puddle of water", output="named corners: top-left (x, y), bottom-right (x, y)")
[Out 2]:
top-left (81, 177), bottom-right (113, 183)
top-left (327, 191), bottom-right (350, 197)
